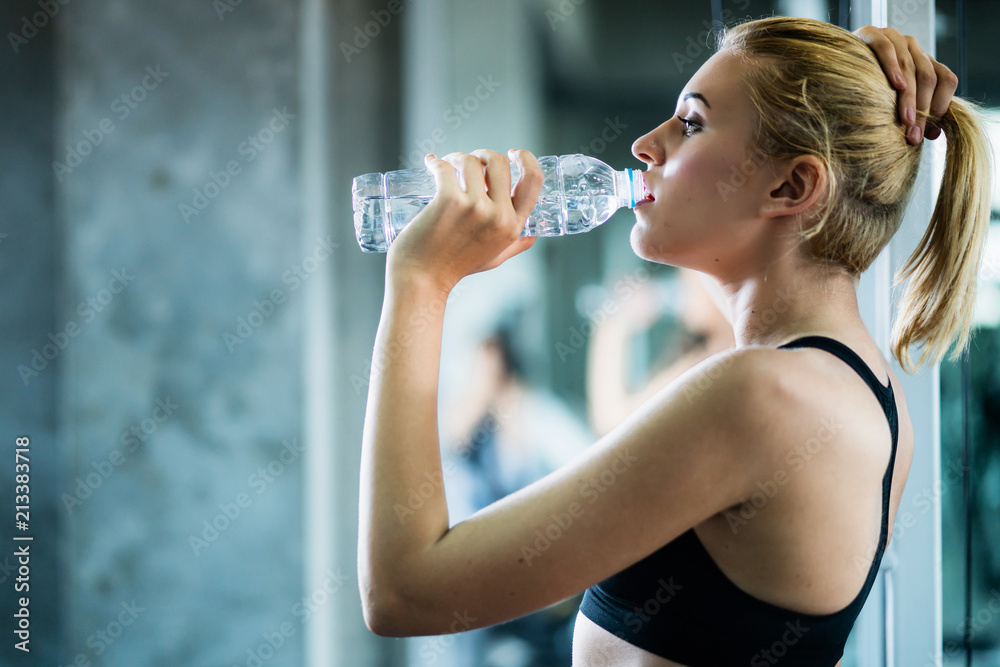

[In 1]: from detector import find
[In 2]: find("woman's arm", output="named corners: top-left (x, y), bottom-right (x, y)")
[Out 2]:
top-left (357, 149), bottom-right (778, 636)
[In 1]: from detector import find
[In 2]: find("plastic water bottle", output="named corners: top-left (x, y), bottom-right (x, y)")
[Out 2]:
top-left (352, 154), bottom-right (650, 252)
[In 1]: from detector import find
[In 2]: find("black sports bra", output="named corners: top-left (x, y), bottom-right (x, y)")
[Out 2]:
top-left (578, 336), bottom-right (899, 666)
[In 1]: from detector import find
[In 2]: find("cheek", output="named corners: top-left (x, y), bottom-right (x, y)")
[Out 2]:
top-left (629, 147), bottom-right (754, 261)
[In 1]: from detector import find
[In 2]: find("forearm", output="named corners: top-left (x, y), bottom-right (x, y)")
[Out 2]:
top-left (359, 275), bottom-right (452, 594)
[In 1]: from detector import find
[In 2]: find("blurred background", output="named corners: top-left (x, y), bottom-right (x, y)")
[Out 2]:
top-left (0, 0), bottom-right (997, 665)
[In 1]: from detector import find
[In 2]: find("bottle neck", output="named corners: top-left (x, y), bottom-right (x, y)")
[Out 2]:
top-left (614, 169), bottom-right (648, 208)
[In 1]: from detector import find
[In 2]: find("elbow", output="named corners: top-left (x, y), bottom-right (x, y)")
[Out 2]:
top-left (363, 602), bottom-right (402, 637)
top-left (361, 579), bottom-right (411, 637)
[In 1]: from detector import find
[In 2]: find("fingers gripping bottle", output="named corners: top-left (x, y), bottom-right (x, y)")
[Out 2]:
top-left (352, 154), bottom-right (651, 252)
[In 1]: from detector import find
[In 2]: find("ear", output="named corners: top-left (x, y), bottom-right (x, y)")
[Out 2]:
top-left (759, 155), bottom-right (827, 220)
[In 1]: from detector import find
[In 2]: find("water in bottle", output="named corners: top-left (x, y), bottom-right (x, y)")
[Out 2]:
top-left (352, 154), bottom-right (651, 252)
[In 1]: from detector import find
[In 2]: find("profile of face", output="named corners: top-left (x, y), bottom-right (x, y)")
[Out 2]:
top-left (630, 50), bottom-right (822, 279)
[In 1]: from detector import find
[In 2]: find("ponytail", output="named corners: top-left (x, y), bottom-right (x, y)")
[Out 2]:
top-left (892, 98), bottom-right (993, 372)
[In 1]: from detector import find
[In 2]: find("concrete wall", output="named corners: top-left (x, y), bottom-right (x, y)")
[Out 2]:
top-left (55, 1), bottom-right (308, 663)
top-left (0, 1), bottom-right (319, 664)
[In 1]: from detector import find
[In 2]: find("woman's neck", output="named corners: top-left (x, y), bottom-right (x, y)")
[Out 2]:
top-left (719, 257), bottom-right (864, 349)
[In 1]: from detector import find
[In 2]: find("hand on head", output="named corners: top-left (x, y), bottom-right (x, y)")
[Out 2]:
top-left (854, 26), bottom-right (960, 144)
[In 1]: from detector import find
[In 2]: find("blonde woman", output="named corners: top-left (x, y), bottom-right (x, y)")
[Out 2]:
top-left (358, 17), bottom-right (990, 666)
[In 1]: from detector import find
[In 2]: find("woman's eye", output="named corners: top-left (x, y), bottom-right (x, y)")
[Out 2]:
top-left (678, 116), bottom-right (702, 137)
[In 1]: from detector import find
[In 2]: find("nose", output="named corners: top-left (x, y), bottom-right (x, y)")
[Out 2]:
top-left (631, 122), bottom-right (668, 166)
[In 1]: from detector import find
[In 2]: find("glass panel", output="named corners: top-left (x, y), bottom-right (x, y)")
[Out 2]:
top-left (937, 0), bottom-right (1000, 664)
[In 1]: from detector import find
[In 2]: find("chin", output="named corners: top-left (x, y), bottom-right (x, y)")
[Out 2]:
top-left (631, 223), bottom-right (708, 271)
top-left (629, 223), bottom-right (674, 265)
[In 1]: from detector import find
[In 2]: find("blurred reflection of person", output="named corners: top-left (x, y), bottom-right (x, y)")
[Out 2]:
top-left (439, 319), bottom-right (593, 667)
top-left (587, 268), bottom-right (736, 436)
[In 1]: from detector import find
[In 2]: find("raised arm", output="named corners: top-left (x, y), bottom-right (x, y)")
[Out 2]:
top-left (357, 149), bottom-right (785, 636)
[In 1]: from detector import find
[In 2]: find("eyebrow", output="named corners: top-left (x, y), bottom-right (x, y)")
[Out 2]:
top-left (682, 92), bottom-right (711, 109)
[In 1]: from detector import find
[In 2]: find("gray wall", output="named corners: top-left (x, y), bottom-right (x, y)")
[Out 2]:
top-left (2, 1), bottom-right (313, 664)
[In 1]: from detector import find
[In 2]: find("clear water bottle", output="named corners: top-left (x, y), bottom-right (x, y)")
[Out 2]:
top-left (352, 154), bottom-right (650, 252)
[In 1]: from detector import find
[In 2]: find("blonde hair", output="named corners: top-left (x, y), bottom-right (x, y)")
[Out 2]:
top-left (718, 16), bottom-right (993, 372)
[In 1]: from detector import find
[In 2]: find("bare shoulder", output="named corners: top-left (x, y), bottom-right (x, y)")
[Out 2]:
top-left (677, 344), bottom-right (900, 465)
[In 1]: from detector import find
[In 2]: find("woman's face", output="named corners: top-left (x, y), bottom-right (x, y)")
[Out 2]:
top-left (630, 50), bottom-right (777, 279)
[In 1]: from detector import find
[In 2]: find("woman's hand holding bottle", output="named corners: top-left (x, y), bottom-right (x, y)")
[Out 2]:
top-left (386, 149), bottom-right (543, 294)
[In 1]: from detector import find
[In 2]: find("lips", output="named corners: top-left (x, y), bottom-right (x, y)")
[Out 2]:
top-left (637, 173), bottom-right (655, 206)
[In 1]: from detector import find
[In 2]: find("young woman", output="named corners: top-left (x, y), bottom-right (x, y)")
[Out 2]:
top-left (358, 17), bottom-right (991, 666)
